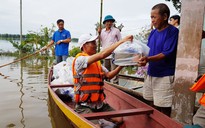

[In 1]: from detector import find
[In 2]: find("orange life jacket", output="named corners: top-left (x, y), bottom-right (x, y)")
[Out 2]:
top-left (199, 94), bottom-right (205, 107)
top-left (190, 74), bottom-right (205, 106)
top-left (72, 52), bottom-right (105, 103)
top-left (190, 74), bottom-right (205, 92)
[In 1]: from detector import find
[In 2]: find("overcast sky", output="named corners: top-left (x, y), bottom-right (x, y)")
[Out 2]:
top-left (0, 0), bottom-right (179, 38)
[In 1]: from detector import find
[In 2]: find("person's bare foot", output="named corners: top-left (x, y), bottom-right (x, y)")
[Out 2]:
top-left (95, 124), bottom-right (101, 128)
top-left (110, 117), bottom-right (124, 125)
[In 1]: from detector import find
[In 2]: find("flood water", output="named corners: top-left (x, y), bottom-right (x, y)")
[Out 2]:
top-left (0, 40), bottom-right (79, 128)
top-left (0, 55), bottom-right (53, 128)
top-left (0, 55), bottom-right (75, 128)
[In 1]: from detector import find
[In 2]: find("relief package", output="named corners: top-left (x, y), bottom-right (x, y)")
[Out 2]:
top-left (113, 40), bottom-right (150, 66)
top-left (51, 57), bottom-right (74, 85)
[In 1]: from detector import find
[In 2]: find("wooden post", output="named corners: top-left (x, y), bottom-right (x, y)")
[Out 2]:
top-left (97, 0), bottom-right (103, 53)
top-left (172, 0), bottom-right (205, 124)
top-left (20, 0), bottom-right (22, 43)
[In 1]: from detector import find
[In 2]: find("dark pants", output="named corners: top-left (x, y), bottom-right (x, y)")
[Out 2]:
top-left (55, 55), bottom-right (68, 64)
top-left (75, 103), bottom-right (114, 124)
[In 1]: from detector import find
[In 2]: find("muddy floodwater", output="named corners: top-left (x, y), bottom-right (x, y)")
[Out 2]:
top-left (0, 56), bottom-right (54, 128)
top-left (0, 39), bottom-right (80, 128)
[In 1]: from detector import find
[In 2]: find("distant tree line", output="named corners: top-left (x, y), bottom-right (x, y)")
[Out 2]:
top-left (0, 33), bottom-right (27, 40)
top-left (0, 33), bottom-right (78, 42)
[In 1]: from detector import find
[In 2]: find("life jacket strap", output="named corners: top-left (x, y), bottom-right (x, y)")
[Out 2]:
top-left (74, 82), bottom-right (104, 86)
top-left (75, 89), bottom-right (104, 94)
top-left (73, 74), bottom-right (102, 79)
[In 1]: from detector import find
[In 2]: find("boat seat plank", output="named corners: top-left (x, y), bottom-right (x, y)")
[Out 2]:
top-left (81, 108), bottom-right (153, 120)
top-left (118, 74), bottom-right (144, 82)
top-left (50, 84), bottom-right (74, 88)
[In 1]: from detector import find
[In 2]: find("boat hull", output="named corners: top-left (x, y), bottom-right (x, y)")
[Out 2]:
top-left (48, 68), bottom-right (182, 128)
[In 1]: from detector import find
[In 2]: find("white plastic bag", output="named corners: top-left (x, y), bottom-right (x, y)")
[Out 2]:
top-left (113, 40), bottom-right (149, 66)
top-left (52, 57), bottom-right (74, 85)
top-left (53, 61), bottom-right (67, 79)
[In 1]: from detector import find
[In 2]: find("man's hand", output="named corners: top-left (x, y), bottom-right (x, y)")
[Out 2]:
top-left (98, 27), bottom-right (102, 34)
top-left (121, 35), bottom-right (133, 43)
top-left (57, 40), bottom-right (63, 44)
top-left (138, 56), bottom-right (148, 66)
top-left (41, 46), bottom-right (47, 51)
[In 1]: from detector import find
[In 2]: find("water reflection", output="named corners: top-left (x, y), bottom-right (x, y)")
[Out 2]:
top-left (18, 60), bottom-right (25, 128)
top-left (48, 91), bottom-right (74, 128)
top-left (0, 55), bottom-right (52, 128)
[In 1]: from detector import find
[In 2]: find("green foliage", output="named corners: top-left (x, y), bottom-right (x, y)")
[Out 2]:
top-left (27, 24), bottom-right (55, 49)
top-left (8, 24), bottom-right (55, 54)
top-left (9, 40), bottom-right (33, 53)
top-left (69, 47), bottom-right (81, 57)
top-left (95, 22), bottom-right (104, 32)
top-left (135, 25), bottom-right (152, 43)
top-left (165, 0), bottom-right (181, 12)
top-left (25, 33), bottom-right (43, 50)
top-left (121, 66), bottom-right (137, 75)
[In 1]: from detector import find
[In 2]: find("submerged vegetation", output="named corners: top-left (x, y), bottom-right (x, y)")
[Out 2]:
top-left (9, 24), bottom-right (55, 54)
top-left (1, 24), bottom-right (80, 58)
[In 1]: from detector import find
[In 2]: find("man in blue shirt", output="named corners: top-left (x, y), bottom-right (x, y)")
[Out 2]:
top-left (44, 19), bottom-right (71, 63)
top-left (138, 3), bottom-right (179, 117)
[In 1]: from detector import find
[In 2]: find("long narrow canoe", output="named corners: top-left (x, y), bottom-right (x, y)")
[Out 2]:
top-left (48, 68), bottom-right (183, 128)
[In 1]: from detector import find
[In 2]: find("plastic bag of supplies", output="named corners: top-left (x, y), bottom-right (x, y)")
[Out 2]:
top-left (51, 57), bottom-right (74, 85)
top-left (113, 40), bottom-right (149, 66)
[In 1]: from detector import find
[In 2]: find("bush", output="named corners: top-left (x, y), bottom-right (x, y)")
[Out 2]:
top-left (69, 47), bottom-right (81, 57)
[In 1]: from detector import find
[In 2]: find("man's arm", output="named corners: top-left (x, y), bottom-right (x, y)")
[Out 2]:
top-left (138, 53), bottom-right (165, 66)
top-left (147, 53), bottom-right (166, 61)
top-left (42, 40), bottom-right (54, 50)
top-left (87, 35), bottom-right (133, 65)
top-left (105, 66), bottom-right (123, 79)
top-left (57, 38), bottom-right (71, 44)
top-left (57, 31), bottom-right (71, 44)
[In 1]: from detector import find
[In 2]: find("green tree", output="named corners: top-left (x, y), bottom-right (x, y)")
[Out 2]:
top-left (27, 24), bottom-right (55, 50)
top-left (9, 24), bottom-right (55, 54)
top-left (69, 47), bottom-right (81, 57)
top-left (25, 33), bottom-right (43, 50)
top-left (9, 40), bottom-right (33, 53)
top-left (165, 0), bottom-right (181, 12)
top-left (135, 25), bottom-right (152, 43)
top-left (39, 24), bottom-right (55, 48)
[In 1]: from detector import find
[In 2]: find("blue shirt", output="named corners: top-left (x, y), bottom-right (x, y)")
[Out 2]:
top-left (147, 25), bottom-right (179, 77)
top-left (52, 29), bottom-right (71, 56)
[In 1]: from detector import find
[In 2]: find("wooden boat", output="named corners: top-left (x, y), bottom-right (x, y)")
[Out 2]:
top-left (116, 74), bottom-right (144, 98)
top-left (48, 68), bottom-right (183, 128)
